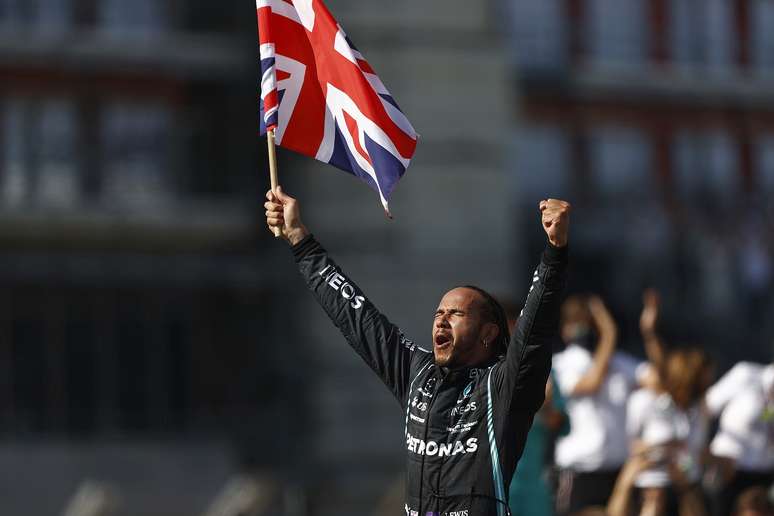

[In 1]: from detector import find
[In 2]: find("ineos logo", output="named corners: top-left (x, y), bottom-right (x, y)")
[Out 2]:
top-left (318, 265), bottom-right (366, 309)
top-left (450, 401), bottom-right (477, 417)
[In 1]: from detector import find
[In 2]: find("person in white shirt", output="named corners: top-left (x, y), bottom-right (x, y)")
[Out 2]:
top-left (705, 361), bottom-right (774, 516)
top-left (626, 351), bottom-right (712, 515)
top-left (626, 290), bottom-right (713, 516)
top-left (553, 295), bottom-right (650, 515)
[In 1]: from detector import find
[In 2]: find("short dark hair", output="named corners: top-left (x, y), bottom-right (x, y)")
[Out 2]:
top-left (458, 285), bottom-right (511, 357)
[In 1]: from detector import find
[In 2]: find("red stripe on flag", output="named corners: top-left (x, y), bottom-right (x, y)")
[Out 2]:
top-left (308, 4), bottom-right (416, 157)
top-left (257, 0), bottom-right (417, 175)
top-left (264, 90), bottom-right (278, 112)
top-left (356, 59), bottom-right (375, 75)
top-left (343, 111), bottom-right (373, 166)
top-left (264, 12), bottom-right (326, 159)
top-left (257, 6), bottom-right (273, 46)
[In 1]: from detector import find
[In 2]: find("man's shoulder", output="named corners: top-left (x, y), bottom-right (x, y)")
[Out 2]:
top-left (410, 350), bottom-right (435, 374)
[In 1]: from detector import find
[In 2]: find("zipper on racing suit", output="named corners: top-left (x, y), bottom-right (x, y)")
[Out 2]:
top-left (418, 367), bottom-right (444, 515)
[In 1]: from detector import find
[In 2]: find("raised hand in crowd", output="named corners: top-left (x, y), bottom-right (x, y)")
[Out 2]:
top-left (602, 445), bottom-right (708, 516)
top-left (640, 288), bottom-right (665, 372)
top-left (606, 450), bottom-right (657, 516)
top-left (570, 295), bottom-right (618, 396)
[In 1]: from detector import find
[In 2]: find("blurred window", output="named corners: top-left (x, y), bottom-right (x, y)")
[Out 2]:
top-left (585, 0), bottom-right (647, 64)
top-left (65, 319), bottom-right (97, 434)
top-left (0, 286), bottom-right (272, 436)
top-left (98, 0), bottom-right (166, 36)
top-left (704, 0), bottom-right (735, 72)
top-left (673, 130), bottom-right (739, 198)
top-left (0, 0), bottom-right (71, 30)
top-left (1, 99), bottom-right (29, 206)
top-left (587, 127), bottom-right (652, 196)
top-left (509, 125), bottom-right (571, 200)
top-left (756, 134), bottom-right (774, 191)
top-left (751, 0), bottom-right (774, 72)
top-left (116, 313), bottom-right (150, 430)
top-left (671, 0), bottom-right (735, 72)
top-left (1, 98), bottom-right (80, 208)
top-left (35, 99), bottom-right (80, 207)
top-left (12, 318), bottom-right (47, 432)
top-left (36, 0), bottom-right (71, 30)
top-left (0, 0), bottom-right (35, 27)
top-left (670, 0), bottom-right (702, 66)
top-left (502, 0), bottom-right (567, 69)
top-left (100, 102), bottom-right (173, 209)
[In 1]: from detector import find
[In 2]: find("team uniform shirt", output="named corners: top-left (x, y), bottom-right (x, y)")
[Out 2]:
top-left (706, 362), bottom-right (774, 472)
top-left (626, 389), bottom-right (708, 488)
top-left (292, 235), bottom-right (568, 516)
top-left (552, 347), bottom-right (645, 471)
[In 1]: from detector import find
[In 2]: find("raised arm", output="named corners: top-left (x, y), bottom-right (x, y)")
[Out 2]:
top-left (265, 187), bottom-right (429, 404)
top-left (569, 296), bottom-right (617, 396)
top-left (607, 452), bottom-right (656, 516)
top-left (640, 288), bottom-right (666, 373)
top-left (495, 199), bottom-right (570, 412)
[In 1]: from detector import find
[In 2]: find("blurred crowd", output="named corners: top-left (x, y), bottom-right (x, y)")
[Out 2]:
top-left (565, 195), bottom-right (774, 367)
top-left (507, 289), bottom-right (774, 516)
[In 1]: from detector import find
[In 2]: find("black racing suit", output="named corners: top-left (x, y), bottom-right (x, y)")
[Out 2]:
top-left (293, 235), bottom-right (567, 516)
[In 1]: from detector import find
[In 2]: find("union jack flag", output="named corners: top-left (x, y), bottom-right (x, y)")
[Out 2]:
top-left (257, 0), bottom-right (418, 215)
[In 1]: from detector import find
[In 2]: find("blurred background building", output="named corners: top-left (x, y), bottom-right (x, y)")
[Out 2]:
top-left (0, 0), bottom-right (772, 515)
top-left (504, 0), bottom-right (774, 363)
top-left (0, 0), bottom-right (305, 514)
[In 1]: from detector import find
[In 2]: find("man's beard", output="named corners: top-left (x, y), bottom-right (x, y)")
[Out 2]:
top-left (434, 348), bottom-right (454, 367)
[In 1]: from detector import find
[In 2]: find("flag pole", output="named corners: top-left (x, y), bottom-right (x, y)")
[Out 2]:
top-left (267, 128), bottom-right (282, 238)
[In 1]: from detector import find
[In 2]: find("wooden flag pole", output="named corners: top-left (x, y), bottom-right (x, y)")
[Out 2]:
top-left (267, 128), bottom-right (282, 238)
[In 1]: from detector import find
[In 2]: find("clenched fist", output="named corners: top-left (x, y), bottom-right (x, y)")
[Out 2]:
top-left (539, 199), bottom-right (571, 248)
top-left (264, 186), bottom-right (309, 246)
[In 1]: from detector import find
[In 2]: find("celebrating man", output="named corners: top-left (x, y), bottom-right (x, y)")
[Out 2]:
top-left (265, 187), bottom-right (570, 516)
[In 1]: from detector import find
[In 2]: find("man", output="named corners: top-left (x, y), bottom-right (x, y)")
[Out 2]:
top-left (265, 187), bottom-right (570, 516)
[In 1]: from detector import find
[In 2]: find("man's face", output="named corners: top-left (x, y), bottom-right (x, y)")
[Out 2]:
top-left (432, 288), bottom-right (494, 369)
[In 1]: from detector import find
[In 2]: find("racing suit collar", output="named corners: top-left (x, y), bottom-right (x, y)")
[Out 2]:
top-left (439, 358), bottom-right (496, 381)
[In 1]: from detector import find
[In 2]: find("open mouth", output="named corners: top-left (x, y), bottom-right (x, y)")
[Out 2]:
top-left (434, 333), bottom-right (452, 349)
